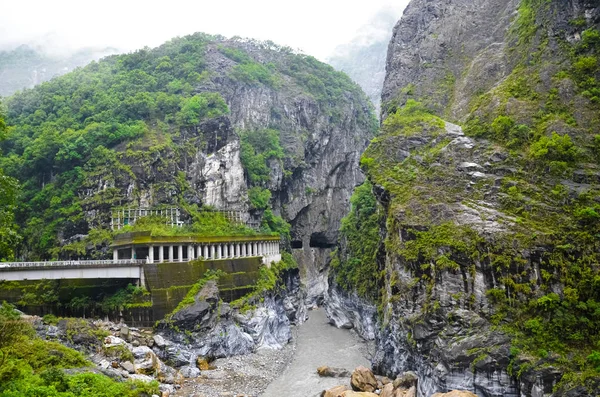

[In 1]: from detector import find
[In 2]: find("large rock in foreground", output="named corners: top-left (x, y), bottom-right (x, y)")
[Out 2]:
top-left (351, 366), bottom-right (378, 393)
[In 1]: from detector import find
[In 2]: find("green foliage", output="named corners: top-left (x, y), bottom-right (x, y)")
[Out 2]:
top-left (529, 132), bottom-right (579, 163)
top-left (0, 107), bottom-right (21, 261)
top-left (239, 129), bottom-right (285, 185)
top-left (382, 99), bottom-right (445, 137)
top-left (230, 252), bottom-right (297, 310)
top-left (116, 210), bottom-right (260, 237)
top-left (175, 92), bottom-right (229, 126)
top-left (0, 303), bottom-right (157, 396)
top-left (248, 187), bottom-right (271, 210)
top-left (332, 181), bottom-right (383, 301)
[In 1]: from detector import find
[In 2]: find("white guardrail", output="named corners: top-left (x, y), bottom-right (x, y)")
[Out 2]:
top-left (0, 259), bottom-right (145, 269)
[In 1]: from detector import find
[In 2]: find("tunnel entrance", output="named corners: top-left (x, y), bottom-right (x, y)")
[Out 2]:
top-left (291, 240), bottom-right (303, 249)
top-left (309, 233), bottom-right (336, 249)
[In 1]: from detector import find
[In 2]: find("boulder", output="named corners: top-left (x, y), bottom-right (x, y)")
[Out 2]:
top-left (431, 391), bottom-right (478, 397)
top-left (120, 325), bottom-right (130, 340)
top-left (317, 366), bottom-right (351, 378)
top-left (157, 362), bottom-right (181, 384)
top-left (396, 386), bottom-right (417, 397)
top-left (128, 374), bottom-right (154, 383)
top-left (393, 371), bottom-right (418, 389)
top-left (103, 336), bottom-right (126, 347)
top-left (342, 392), bottom-right (379, 397)
top-left (179, 365), bottom-right (201, 378)
top-left (171, 300), bottom-right (212, 327)
top-left (380, 383), bottom-right (395, 397)
top-left (132, 346), bottom-right (153, 360)
top-left (323, 386), bottom-right (350, 397)
top-left (120, 361), bottom-right (135, 374)
top-left (351, 366), bottom-right (378, 392)
top-left (153, 334), bottom-right (167, 348)
top-left (133, 347), bottom-right (160, 375)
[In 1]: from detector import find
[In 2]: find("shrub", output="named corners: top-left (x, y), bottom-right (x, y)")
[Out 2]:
top-left (529, 132), bottom-right (579, 163)
top-left (491, 115), bottom-right (516, 141)
top-left (248, 187), bottom-right (272, 210)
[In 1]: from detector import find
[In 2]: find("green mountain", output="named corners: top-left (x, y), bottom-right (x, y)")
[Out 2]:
top-left (0, 33), bottom-right (376, 265)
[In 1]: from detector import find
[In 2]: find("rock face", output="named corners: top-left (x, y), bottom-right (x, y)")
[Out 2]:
top-left (160, 268), bottom-right (306, 359)
top-left (329, 0), bottom-right (600, 396)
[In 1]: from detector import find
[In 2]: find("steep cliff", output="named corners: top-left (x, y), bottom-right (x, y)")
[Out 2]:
top-left (331, 0), bottom-right (600, 396)
top-left (1, 34), bottom-right (376, 300)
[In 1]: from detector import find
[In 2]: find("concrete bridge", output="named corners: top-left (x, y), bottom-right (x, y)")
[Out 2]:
top-left (0, 233), bottom-right (281, 283)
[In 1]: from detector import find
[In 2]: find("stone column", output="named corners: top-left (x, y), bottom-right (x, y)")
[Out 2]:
top-left (131, 246), bottom-right (137, 260)
top-left (178, 245), bottom-right (183, 262)
top-left (159, 246), bottom-right (164, 263)
top-left (210, 244), bottom-right (215, 259)
top-left (230, 243), bottom-right (235, 258)
top-left (168, 245), bottom-right (173, 262)
top-left (235, 243), bottom-right (240, 257)
top-left (188, 245), bottom-right (194, 261)
top-left (241, 243), bottom-right (246, 257)
top-left (204, 245), bottom-right (209, 259)
top-left (113, 248), bottom-right (118, 261)
top-left (148, 245), bottom-right (154, 263)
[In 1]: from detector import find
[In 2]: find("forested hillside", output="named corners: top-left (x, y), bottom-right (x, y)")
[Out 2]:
top-left (0, 33), bottom-right (375, 263)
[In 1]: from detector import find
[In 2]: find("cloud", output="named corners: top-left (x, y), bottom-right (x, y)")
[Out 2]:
top-left (0, 0), bottom-right (408, 59)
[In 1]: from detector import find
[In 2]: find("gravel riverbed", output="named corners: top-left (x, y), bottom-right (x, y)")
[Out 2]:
top-left (173, 307), bottom-right (372, 397)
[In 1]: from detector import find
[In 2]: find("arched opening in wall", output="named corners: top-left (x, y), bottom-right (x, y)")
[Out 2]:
top-left (309, 233), bottom-right (336, 249)
top-left (291, 240), bottom-right (303, 249)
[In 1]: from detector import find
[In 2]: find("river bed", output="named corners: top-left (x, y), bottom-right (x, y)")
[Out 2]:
top-left (173, 307), bottom-right (371, 397)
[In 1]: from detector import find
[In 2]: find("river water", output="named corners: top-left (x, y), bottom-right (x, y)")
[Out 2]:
top-left (261, 307), bottom-right (372, 397)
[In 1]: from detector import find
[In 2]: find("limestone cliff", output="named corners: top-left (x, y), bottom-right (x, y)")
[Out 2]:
top-left (330, 1), bottom-right (600, 396)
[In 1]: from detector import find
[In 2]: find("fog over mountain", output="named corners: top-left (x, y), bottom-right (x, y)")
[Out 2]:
top-left (0, 44), bottom-right (119, 97)
top-left (327, 5), bottom-right (407, 114)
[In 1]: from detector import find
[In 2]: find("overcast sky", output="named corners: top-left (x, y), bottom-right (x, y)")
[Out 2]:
top-left (0, 0), bottom-right (409, 60)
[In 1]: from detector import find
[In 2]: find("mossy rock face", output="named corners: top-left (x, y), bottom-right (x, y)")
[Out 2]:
top-left (335, 0), bottom-right (600, 394)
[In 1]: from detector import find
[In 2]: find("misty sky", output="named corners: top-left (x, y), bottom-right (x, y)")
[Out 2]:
top-left (1, 0), bottom-right (409, 60)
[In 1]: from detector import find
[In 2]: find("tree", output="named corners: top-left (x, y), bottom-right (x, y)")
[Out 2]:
top-left (0, 106), bottom-right (21, 261)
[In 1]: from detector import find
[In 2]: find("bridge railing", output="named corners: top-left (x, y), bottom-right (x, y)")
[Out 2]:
top-left (0, 259), bottom-right (145, 269)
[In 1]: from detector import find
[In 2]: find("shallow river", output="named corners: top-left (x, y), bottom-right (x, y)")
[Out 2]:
top-left (261, 307), bottom-right (371, 397)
